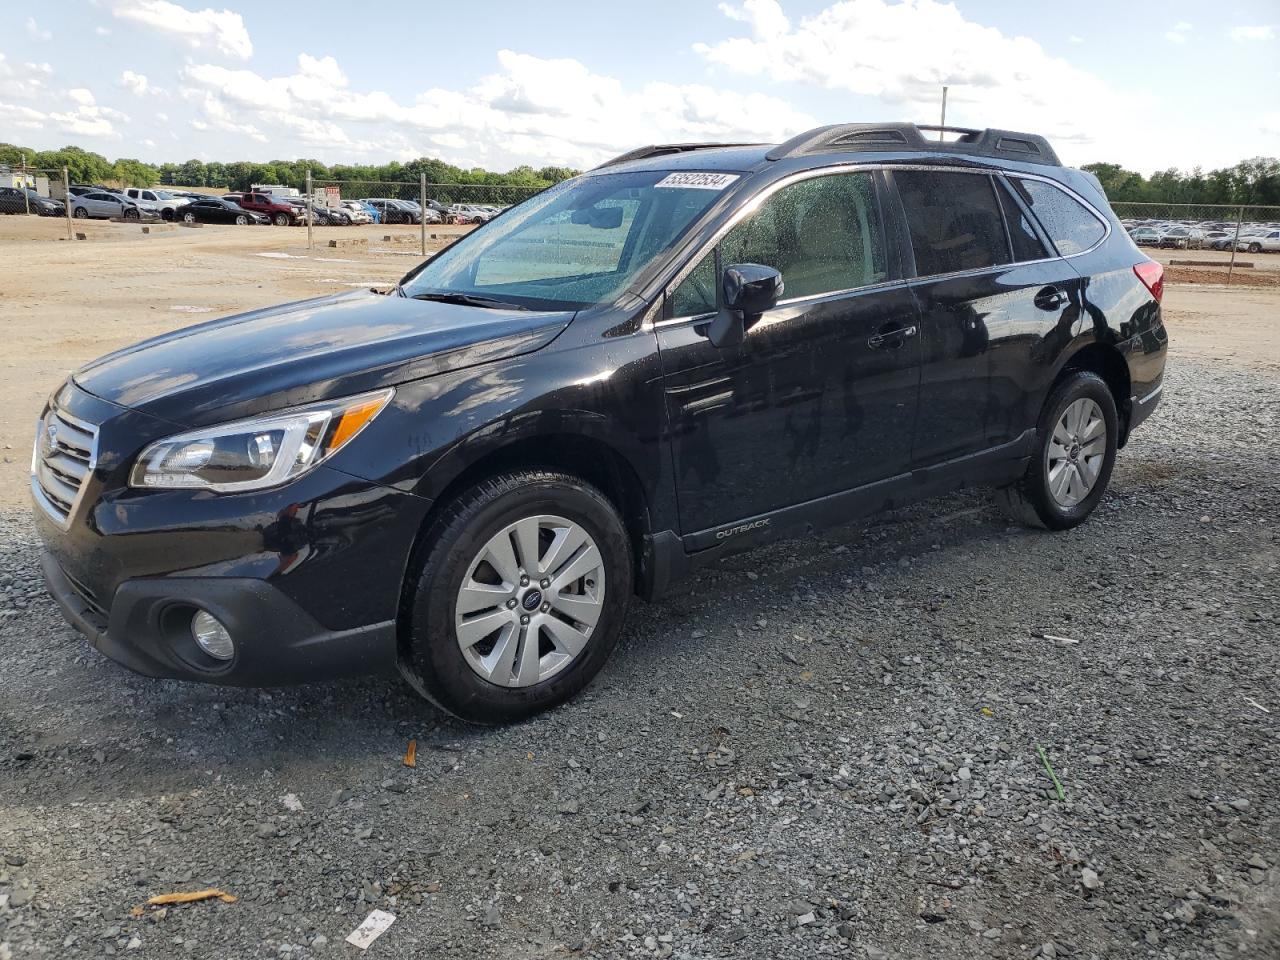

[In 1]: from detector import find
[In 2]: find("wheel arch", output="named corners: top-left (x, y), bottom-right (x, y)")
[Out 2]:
top-left (1054, 342), bottom-right (1132, 445)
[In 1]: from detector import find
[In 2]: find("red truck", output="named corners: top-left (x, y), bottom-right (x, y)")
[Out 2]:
top-left (224, 192), bottom-right (298, 226)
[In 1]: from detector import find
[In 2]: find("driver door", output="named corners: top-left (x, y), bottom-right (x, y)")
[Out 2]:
top-left (656, 170), bottom-right (921, 536)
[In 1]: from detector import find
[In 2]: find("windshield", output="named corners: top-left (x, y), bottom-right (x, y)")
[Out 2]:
top-left (401, 169), bottom-right (737, 310)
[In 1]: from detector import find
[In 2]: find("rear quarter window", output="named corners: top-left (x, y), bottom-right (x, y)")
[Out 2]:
top-left (1012, 178), bottom-right (1107, 255)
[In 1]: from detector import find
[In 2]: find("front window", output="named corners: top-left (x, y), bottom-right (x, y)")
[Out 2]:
top-left (401, 170), bottom-right (737, 310)
top-left (671, 170), bottom-right (888, 317)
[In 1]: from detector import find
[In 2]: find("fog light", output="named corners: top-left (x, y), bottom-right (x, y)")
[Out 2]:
top-left (191, 610), bottom-right (234, 661)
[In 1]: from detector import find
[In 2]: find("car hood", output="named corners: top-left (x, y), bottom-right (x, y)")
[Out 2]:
top-left (72, 290), bottom-right (574, 426)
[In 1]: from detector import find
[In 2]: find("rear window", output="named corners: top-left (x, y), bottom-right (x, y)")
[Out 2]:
top-left (994, 177), bottom-right (1050, 263)
top-left (894, 171), bottom-right (1011, 277)
top-left (1012, 178), bottom-right (1106, 255)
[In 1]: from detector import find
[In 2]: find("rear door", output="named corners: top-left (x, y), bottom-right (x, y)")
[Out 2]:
top-left (886, 167), bottom-right (1080, 465)
top-left (658, 168), bottom-right (921, 535)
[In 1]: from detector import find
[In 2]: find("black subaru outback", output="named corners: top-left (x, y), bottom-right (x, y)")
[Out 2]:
top-left (33, 123), bottom-right (1167, 722)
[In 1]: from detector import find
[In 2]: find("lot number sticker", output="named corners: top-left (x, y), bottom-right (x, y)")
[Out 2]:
top-left (655, 172), bottom-right (740, 190)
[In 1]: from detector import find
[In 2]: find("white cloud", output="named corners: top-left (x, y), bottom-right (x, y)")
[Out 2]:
top-left (0, 101), bottom-right (45, 131)
top-left (693, 0), bottom-right (1139, 157)
top-left (717, 0), bottom-right (790, 37)
top-left (177, 49), bottom-right (818, 168)
top-left (111, 0), bottom-right (252, 59)
top-left (95, 26), bottom-right (112, 36)
top-left (0, 55), bottom-right (52, 99)
top-left (46, 88), bottom-right (128, 138)
top-left (1165, 21), bottom-right (1192, 44)
top-left (1068, 35), bottom-right (1084, 44)
top-left (25, 17), bottom-right (52, 41)
top-left (1229, 24), bottom-right (1275, 42)
top-left (119, 70), bottom-right (162, 96)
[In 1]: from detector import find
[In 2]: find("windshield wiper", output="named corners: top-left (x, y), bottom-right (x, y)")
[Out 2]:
top-left (410, 291), bottom-right (529, 311)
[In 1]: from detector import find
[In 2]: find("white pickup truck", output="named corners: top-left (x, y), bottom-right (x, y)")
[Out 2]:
top-left (121, 188), bottom-right (191, 221)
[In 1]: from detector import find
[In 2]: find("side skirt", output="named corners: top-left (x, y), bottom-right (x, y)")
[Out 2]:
top-left (638, 430), bottom-right (1034, 599)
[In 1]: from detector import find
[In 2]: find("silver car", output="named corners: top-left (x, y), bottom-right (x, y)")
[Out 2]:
top-left (70, 191), bottom-right (145, 220)
top-left (1236, 229), bottom-right (1280, 253)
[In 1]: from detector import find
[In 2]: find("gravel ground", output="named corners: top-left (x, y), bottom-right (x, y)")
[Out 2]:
top-left (1, 357), bottom-right (1277, 960)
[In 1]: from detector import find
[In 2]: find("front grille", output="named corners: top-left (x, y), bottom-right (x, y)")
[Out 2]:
top-left (31, 404), bottom-right (99, 528)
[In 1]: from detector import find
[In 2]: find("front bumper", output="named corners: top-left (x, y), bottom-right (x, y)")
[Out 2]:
top-left (42, 550), bottom-right (398, 684)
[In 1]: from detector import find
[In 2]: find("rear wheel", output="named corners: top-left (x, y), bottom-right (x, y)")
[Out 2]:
top-left (1249, 243), bottom-right (1262, 254)
top-left (182, 211), bottom-right (195, 223)
top-left (400, 470), bottom-right (632, 724)
top-left (995, 371), bottom-right (1118, 530)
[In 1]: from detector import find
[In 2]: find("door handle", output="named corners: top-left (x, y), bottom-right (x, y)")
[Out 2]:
top-left (867, 323), bottom-right (918, 349)
top-left (1034, 286), bottom-right (1067, 310)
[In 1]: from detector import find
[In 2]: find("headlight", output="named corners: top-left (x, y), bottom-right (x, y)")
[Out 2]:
top-left (129, 388), bottom-right (393, 492)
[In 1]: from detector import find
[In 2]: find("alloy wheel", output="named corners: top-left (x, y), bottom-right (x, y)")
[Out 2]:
top-left (1045, 397), bottom-right (1106, 508)
top-left (455, 514), bottom-right (605, 688)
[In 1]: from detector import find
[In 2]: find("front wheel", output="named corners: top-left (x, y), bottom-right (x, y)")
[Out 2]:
top-left (400, 470), bottom-right (632, 724)
top-left (995, 371), bottom-right (1118, 530)
top-left (274, 213), bottom-right (289, 226)
top-left (123, 208), bottom-right (139, 220)
top-left (73, 207), bottom-right (87, 219)
top-left (235, 215), bottom-right (247, 225)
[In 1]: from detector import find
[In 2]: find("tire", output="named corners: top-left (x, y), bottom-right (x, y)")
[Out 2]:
top-left (995, 370), bottom-right (1118, 531)
top-left (161, 208), bottom-right (173, 221)
top-left (182, 211), bottom-right (195, 223)
top-left (400, 470), bottom-right (632, 724)
top-left (1249, 243), bottom-right (1262, 254)
top-left (123, 208), bottom-right (139, 220)
top-left (235, 215), bottom-right (247, 225)
top-left (73, 207), bottom-right (87, 219)
top-left (274, 213), bottom-right (289, 226)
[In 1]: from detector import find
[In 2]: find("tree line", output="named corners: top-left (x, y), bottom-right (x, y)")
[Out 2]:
top-left (3, 141), bottom-right (1276, 207)
top-left (1081, 158), bottom-right (1280, 207)
top-left (0, 143), bottom-right (579, 193)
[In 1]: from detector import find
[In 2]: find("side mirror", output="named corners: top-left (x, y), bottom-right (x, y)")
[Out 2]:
top-left (706, 263), bottom-right (783, 348)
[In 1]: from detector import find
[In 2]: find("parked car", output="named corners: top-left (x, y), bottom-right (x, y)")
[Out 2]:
top-left (122, 188), bottom-right (190, 221)
top-left (30, 121), bottom-right (1166, 724)
top-left (70, 191), bottom-right (144, 220)
top-left (340, 200), bottom-right (374, 225)
top-left (1130, 226), bottom-right (1162, 246)
top-left (1158, 226), bottom-right (1203, 249)
top-left (0, 187), bottom-right (64, 216)
top-left (225, 192), bottom-right (299, 226)
top-left (360, 198), bottom-right (420, 224)
top-left (449, 203), bottom-right (492, 225)
top-left (178, 197), bottom-right (268, 225)
top-left (1236, 229), bottom-right (1280, 253)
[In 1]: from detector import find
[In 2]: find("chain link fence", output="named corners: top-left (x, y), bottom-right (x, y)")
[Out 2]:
top-left (1, 162), bottom-right (75, 237)
top-left (1110, 202), bottom-right (1280, 285)
top-left (304, 173), bottom-right (544, 252)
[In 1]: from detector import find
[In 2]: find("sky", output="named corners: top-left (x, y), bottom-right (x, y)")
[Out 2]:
top-left (2, 0), bottom-right (1278, 175)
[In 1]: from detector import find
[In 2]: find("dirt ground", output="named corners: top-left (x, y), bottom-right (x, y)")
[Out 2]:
top-left (0, 216), bottom-right (1276, 506)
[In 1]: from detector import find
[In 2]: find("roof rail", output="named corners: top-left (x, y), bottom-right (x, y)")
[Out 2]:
top-left (592, 142), bottom-right (761, 170)
top-left (765, 122), bottom-right (1061, 166)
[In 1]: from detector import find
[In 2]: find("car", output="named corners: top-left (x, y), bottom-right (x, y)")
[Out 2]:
top-left (31, 121), bottom-right (1166, 724)
top-left (225, 192), bottom-right (299, 226)
top-left (1236, 229), bottom-right (1280, 253)
top-left (1130, 226), bottom-right (1162, 246)
top-left (360, 198), bottom-right (420, 224)
top-left (340, 200), bottom-right (374, 225)
top-left (1158, 226), bottom-right (1203, 250)
top-left (122, 188), bottom-right (190, 221)
top-left (70, 191), bottom-right (144, 220)
top-left (449, 203), bottom-right (492, 224)
top-left (177, 197), bottom-right (268, 225)
top-left (0, 187), bottom-right (64, 216)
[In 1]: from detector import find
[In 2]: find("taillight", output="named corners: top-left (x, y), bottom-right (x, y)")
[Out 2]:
top-left (1133, 260), bottom-right (1164, 303)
